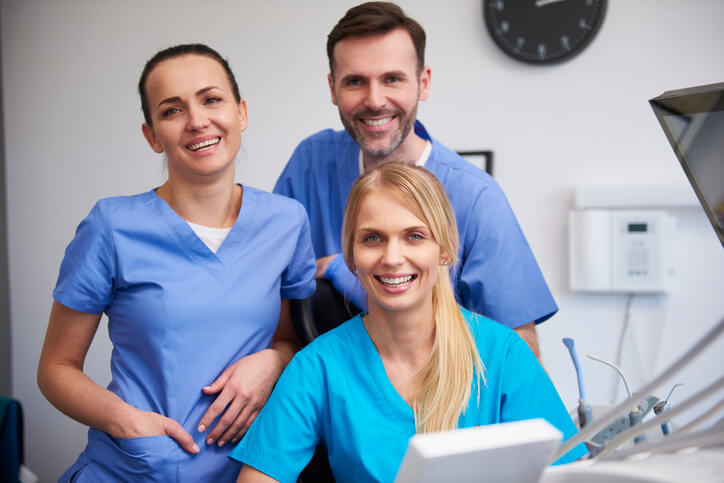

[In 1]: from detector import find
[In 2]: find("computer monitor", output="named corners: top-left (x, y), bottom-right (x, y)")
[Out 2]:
top-left (650, 82), bottom-right (724, 248)
top-left (394, 419), bottom-right (562, 483)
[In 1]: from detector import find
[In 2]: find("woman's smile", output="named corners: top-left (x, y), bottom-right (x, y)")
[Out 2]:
top-left (141, 54), bottom-right (248, 181)
top-left (374, 273), bottom-right (417, 292)
top-left (187, 135), bottom-right (221, 153)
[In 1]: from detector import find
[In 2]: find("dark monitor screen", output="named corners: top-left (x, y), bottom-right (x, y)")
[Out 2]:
top-left (650, 82), bottom-right (724, 248)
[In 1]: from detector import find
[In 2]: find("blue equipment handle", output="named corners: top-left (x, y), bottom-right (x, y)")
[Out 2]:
top-left (563, 338), bottom-right (594, 428)
top-left (562, 338), bottom-right (587, 400)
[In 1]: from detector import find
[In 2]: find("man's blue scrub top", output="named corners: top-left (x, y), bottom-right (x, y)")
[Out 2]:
top-left (54, 186), bottom-right (316, 482)
top-left (273, 121), bottom-right (557, 329)
top-left (230, 309), bottom-right (587, 482)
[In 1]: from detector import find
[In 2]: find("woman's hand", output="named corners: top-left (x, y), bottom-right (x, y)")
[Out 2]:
top-left (198, 300), bottom-right (300, 447)
top-left (197, 349), bottom-right (285, 447)
top-left (116, 407), bottom-right (199, 454)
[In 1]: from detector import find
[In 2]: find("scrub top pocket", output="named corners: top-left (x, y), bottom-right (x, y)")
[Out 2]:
top-left (77, 429), bottom-right (180, 482)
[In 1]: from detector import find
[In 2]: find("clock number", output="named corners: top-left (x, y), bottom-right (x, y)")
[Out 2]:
top-left (500, 21), bottom-right (510, 33)
top-left (561, 35), bottom-right (571, 50)
top-left (516, 37), bottom-right (525, 50)
top-left (537, 43), bottom-right (547, 59)
top-left (491, 0), bottom-right (504, 11)
top-left (579, 17), bottom-right (591, 30)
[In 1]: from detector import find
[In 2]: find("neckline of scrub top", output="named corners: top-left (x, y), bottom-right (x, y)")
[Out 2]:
top-left (149, 184), bottom-right (255, 265)
top-left (354, 314), bottom-right (416, 425)
top-left (357, 140), bottom-right (432, 175)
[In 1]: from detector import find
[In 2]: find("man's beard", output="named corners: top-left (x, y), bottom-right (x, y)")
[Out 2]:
top-left (340, 104), bottom-right (418, 161)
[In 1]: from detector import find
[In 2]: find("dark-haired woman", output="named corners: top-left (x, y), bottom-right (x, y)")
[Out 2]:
top-left (37, 44), bottom-right (316, 481)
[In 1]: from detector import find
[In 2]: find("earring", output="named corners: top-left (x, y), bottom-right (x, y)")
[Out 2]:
top-left (440, 259), bottom-right (449, 266)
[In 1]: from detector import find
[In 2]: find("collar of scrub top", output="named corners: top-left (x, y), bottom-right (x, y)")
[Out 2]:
top-left (186, 221), bottom-right (232, 254)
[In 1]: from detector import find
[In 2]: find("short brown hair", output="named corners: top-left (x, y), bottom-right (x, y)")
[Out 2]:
top-left (327, 2), bottom-right (426, 76)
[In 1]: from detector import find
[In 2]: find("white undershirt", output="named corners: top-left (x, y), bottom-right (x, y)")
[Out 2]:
top-left (187, 221), bottom-right (232, 254)
top-left (358, 140), bottom-right (432, 173)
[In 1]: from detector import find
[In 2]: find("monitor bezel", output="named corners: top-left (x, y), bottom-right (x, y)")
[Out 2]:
top-left (649, 82), bottom-right (724, 248)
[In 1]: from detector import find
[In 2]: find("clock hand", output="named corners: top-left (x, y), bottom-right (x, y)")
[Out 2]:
top-left (535, 0), bottom-right (567, 7)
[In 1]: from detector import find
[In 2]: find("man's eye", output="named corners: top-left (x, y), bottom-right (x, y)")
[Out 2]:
top-left (386, 76), bottom-right (400, 83)
top-left (346, 79), bottom-right (362, 87)
top-left (205, 96), bottom-right (222, 105)
top-left (362, 234), bottom-right (380, 243)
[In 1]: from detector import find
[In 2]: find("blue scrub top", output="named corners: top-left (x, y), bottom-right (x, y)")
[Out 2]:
top-left (230, 308), bottom-right (587, 482)
top-left (54, 186), bottom-right (316, 482)
top-left (274, 121), bottom-right (558, 328)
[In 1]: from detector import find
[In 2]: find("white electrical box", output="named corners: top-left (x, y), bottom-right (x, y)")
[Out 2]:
top-left (569, 209), bottom-right (673, 293)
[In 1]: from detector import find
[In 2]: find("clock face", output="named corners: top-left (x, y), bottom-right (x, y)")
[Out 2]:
top-left (483, 0), bottom-right (607, 65)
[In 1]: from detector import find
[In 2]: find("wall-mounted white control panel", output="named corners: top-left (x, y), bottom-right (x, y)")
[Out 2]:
top-left (569, 209), bottom-right (673, 293)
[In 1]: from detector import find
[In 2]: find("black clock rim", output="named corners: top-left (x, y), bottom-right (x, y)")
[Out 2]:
top-left (482, 0), bottom-right (607, 65)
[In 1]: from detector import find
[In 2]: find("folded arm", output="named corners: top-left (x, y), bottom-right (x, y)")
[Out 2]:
top-left (514, 321), bottom-right (542, 363)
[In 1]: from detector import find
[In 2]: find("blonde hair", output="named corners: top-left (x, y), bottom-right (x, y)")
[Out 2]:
top-left (342, 163), bottom-right (485, 433)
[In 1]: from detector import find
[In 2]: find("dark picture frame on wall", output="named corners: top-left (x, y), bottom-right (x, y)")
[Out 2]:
top-left (457, 150), bottom-right (494, 176)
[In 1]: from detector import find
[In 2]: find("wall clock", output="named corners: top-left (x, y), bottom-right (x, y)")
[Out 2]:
top-left (483, 0), bottom-right (607, 65)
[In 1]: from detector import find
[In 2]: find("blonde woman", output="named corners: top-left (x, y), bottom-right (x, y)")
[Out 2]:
top-left (232, 163), bottom-right (586, 482)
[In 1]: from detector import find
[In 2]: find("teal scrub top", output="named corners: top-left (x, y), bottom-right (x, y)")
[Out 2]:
top-left (230, 309), bottom-right (587, 482)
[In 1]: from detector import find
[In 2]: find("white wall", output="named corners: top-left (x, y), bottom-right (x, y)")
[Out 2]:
top-left (2, 0), bottom-right (723, 480)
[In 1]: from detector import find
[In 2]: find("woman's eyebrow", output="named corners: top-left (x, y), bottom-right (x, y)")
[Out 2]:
top-left (357, 225), bottom-right (429, 233)
top-left (157, 96), bottom-right (182, 108)
top-left (156, 86), bottom-right (221, 108)
top-left (195, 85), bottom-right (221, 96)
